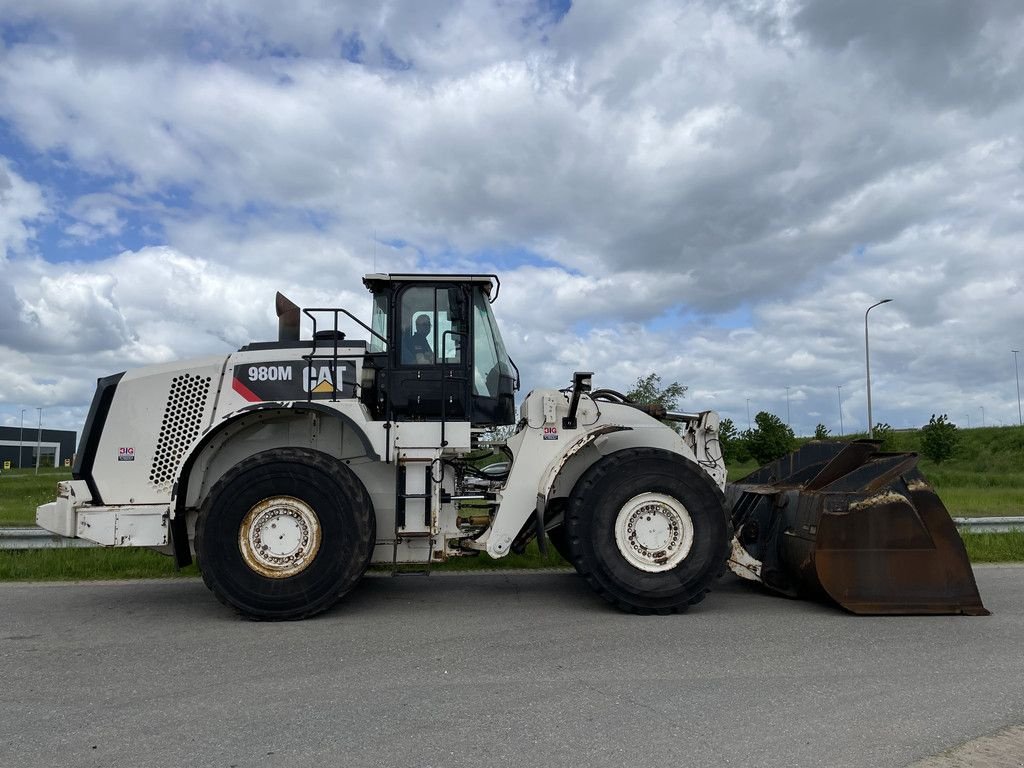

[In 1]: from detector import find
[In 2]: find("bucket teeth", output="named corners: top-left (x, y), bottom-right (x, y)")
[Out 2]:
top-left (726, 440), bottom-right (989, 616)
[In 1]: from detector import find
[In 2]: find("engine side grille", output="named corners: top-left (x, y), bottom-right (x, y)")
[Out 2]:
top-left (150, 373), bottom-right (212, 492)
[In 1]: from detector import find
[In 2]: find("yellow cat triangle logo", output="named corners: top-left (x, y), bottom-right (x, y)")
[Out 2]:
top-left (311, 378), bottom-right (335, 393)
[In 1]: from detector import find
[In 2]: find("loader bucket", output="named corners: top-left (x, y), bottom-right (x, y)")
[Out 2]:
top-left (726, 440), bottom-right (989, 616)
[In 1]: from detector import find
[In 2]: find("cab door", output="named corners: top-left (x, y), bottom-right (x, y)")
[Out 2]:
top-left (388, 283), bottom-right (471, 421)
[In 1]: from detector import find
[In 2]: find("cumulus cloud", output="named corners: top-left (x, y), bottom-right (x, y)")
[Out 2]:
top-left (1, 0), bottom-right (1023, 436)
top-left (0, 157), bottom-right (48, 256)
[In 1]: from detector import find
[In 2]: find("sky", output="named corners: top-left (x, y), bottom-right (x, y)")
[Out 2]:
top-left (1, 0), bottom-right (1023, 442)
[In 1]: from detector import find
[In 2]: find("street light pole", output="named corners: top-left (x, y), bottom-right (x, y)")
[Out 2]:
top-left (1014, 350), bottom-right (1022, 427)
top-left (785, 386), bottom-right (791, 428)
top-left (35, 407), bottom-right (42, 475)
top-left (746, 398), bottom-right (751, 431)
top-left (865, 299), bottom-right (892, 438)
top-left (19, 408), bottom-right (25, 470)
top-left (980, 406), bottom-right (985, 428)
top-left (837, 385), bottom-right (844, 436)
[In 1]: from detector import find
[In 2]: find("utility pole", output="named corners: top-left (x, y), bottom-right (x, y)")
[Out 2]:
top-left (35, 408), bottom-right (42, 475)
top-left (1014, 350), bottom-right (1022, 427)
top-left (19, 408), bottom-right (25, 469)
top-left (837, 385), bottom-right (844, 436)
top-left (865, 299), bottom-right (892, 438)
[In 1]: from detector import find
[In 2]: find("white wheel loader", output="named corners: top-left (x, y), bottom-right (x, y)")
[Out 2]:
top-left (37, 274), bottom-right (987, 619)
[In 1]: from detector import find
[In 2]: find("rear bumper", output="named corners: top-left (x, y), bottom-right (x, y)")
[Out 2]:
top-left (37, 480), bottom-right (169, 547)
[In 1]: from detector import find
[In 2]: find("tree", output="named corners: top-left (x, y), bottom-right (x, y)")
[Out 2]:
top-left (626, 373), bottom-right (687, 410)
top-left (744, 411), bottom-right (795, 465)
top-left (626, 373), bottom-right (688, 432)
top-left (814, 423), bottom-right (831, 440)
top-left (717, 417), bottom-right (750, 464)
top-left (920, 413), bottom-right (958, 463)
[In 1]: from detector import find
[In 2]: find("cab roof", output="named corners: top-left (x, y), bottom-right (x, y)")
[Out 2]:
top-left (362, 273), bottom-right (497, 296)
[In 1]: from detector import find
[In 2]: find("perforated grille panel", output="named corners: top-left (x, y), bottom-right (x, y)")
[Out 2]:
top-left (150, 373), bottom-right (212, 492)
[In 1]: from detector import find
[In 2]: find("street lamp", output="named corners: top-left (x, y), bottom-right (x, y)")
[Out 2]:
top-left (785, 386), bottom-right (791, 428)
top-left (865, 299), bottom-right (892, 438)
top-left (837, 385), bottom-right (844, 436)
top-left (35, 407), bottom-right (42, 475)
top-left (980, 406), bottom-right (985, 428)
top-left (746, 398), bottom-right (751, 431)
top-left (19, 408), bottom-right (25, 470)
top-left (1014, 350), bottom-right (1022, 427)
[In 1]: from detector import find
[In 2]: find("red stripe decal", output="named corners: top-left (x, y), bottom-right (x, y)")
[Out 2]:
top-left (232, 377), bottom-right (261, 402)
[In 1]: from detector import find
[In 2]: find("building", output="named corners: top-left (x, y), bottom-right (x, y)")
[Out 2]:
top-left (0, 425), bottom-right (78, 470)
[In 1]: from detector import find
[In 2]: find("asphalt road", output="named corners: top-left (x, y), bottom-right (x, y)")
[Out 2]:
top-left (1, 566), bottom-right (1022, 768)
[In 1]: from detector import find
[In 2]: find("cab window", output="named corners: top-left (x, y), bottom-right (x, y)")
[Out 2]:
top-left (399, 286), bottom-right (467, 365)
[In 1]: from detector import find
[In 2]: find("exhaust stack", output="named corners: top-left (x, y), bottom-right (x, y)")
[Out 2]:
top-left (276, 292), bottom-right (300, 342)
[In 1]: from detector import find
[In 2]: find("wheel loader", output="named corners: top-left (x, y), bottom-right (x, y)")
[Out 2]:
top-left (36, 273), bottom-right (987, 619)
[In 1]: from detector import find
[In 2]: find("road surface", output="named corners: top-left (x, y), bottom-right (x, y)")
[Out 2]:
top-left (1, 566), bottom-right (1022, 767)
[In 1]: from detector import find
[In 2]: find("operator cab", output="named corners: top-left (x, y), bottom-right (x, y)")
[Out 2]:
top-left (360, 273), bottom-right (518, 427)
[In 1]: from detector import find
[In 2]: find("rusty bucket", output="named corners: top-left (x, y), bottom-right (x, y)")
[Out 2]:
top-left (726, 440), bottom-right (989, 616)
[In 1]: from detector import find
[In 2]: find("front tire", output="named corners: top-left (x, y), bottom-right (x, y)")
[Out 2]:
top-left (196, 448), bottom-right (375, 620)
top-left (565, 448), bottom-right (729, 614)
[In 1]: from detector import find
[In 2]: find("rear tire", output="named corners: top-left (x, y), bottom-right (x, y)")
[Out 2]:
top-left (565, 448), bottom-right (729, 614)
top-left (196, 448), bottom-right (375, 620)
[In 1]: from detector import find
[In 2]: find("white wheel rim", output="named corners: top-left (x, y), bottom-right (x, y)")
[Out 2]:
top-left (614, 492), bottom-right (695, 572)
top-left (239, 496), bottom-right (322, 579)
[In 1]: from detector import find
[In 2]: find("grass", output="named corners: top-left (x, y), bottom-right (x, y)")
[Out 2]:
top-left (0, 468), bottom-right (70, 526)
top-left (960, 531), bottom-right (1024, 563)
top-left (0, 541), bottom-right (562, 582)
top-left (937, 487), bottom-right (1024, 518)
top-left (0, 547), bottom-right (199, 581)
top-left (3, 532), bottom-right (1019, 582)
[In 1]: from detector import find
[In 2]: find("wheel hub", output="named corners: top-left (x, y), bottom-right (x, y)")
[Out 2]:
top-left (614, 492), bottom-right (695, 572)
top-left (239, 496), bottom-right (322, 579)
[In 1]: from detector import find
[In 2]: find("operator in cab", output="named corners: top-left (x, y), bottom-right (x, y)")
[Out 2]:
top-left (403, 313), bottom-right (434, 364)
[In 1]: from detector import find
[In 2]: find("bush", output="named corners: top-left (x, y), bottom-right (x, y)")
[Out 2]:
top-left (872, 422), bottom-right (893, 448)
top-left (814, 423), bottom-right (830, 439)
top-left (921, 413), bottom-right (958, 463)
top-left (744, 411), bottom-right (795, 465)
top-left (718, 417), bottom-right (750, 464)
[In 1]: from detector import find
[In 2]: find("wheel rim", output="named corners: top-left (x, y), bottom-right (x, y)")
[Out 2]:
top-left (613, 492), bottom-right (695, 572)
top-left (239, 495), bottom-right (322, 579)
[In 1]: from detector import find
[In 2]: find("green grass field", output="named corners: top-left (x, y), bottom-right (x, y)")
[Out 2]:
top-left (0, 468), bottom-right (69, 526)
top-left (0, 541), bottom-right (565, 581)
top-left (2, 533), bottom-right (1017, 582)
top-left (0, 547), bottom-right (200, 581)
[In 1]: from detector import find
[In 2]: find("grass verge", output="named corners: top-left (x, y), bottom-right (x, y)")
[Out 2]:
top-left (960, 531), bottom-right (1024, 563)
top-left (938, 487), bottom-right (1024, 517)
top-left (0, 469), bottom-right (71, 526)
top-left (3, 533), bottom-right (1021, 583)
top-left (0, 541), bottom-right (564, 582)
top-left (0, 547), bottom-right (199, 581)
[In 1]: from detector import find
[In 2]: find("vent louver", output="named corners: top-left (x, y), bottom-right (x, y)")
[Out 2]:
top-left (150, 373), bottom-right (212, 492)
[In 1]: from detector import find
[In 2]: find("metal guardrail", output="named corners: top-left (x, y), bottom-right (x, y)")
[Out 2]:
top-left (953, 517), bottom-right (1024, 534)
top-left (0, 527), bottom-right (99, 550)
top-left (1, 518), bottom-right (1022, 551)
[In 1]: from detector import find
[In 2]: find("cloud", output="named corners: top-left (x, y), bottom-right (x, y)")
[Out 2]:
top-left (0, 157), bottom-right (48, 256)
top-left (1, 1), bottom-right (1023, 436)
